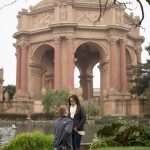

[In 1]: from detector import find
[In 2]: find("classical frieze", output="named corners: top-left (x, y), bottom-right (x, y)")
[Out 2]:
top-left (32, 10), bottom-right (54, 29)
top-left (75, 9), bottom-right (105, 25)
top-left (115, 6), bottom-right (124, 25)
top-left (59, 5), bottom-right (68, 21)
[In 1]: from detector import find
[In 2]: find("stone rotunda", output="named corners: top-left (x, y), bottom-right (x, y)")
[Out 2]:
top-left (11, 0), bottom-right (148, 116)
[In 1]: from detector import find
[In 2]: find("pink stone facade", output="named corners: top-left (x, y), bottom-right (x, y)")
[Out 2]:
top-left (11, 0), bottom-right (149, 116)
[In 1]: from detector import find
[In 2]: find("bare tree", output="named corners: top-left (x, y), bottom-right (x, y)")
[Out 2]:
top-left (94, 0), bottom-right (150, 26)
top-left (113, 0), bottom-right (150, 26)
top-left (0, 0), bottom-right (18, 10)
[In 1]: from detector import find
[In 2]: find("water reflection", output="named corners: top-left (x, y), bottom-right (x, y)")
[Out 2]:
top-left (0, 120), bottom-right (99, 148)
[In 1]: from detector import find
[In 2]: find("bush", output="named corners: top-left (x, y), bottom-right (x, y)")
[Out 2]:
top-left (82, 100), bottom-right (100, 118)
top-left (89, 137), bottom-right (120, 150)
top-left (0, 131), bottom-right (54, 150)
top-left (4, 85), bottom-right (16, 100)
top-left (97, 123), bottom-right (123, 138)
top-left (93, 123), bottom-right (150, 148)
top-left (42, 89), bottom-right (69, 116)
top-left (95, 115), bottom-right (120, 125)
top-left (95, 115), bottom-right (150, 127)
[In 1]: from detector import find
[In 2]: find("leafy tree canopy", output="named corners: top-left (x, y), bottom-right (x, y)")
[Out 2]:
top-left (130, 45), bottom-right (150, 101)
top-left (4, 85), bottom-right (16, 100)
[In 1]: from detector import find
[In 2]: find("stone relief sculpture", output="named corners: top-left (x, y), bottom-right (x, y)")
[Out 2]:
top-left (4, 91), bottom-right (9, 101)
top-left (32, 11), bottom-right (54, 29)
top-left (17, 14), bottom-right (22, 30)
top-left (75, 10), bottom-right (105, 25)
top-left (41, 68), bottom-right (47, 95)
top-left (115, 6), bottom-right (124, 26)
top-left (59, 5), bottom-right (67, 21)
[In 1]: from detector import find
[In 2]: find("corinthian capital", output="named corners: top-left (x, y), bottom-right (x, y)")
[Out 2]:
top-left (118, 39), bottom-right (126, 47)
top-left (20, 41), bottom-right (29, 50)
top-left (13, 43), bottom-right (21, 51)
top-left (109, 39), bottom-right (117, 45)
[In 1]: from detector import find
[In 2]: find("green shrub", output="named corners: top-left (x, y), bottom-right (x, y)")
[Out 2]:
top-left (42, 89), bottom-right (69, 116)
top-left (95, 115), bottom-right (150, 127)
top-left (115, 124), bottom-right (145, 146)
top-left (4, 85), bottom-right (16, 100)
top-left (97, 123), bottom-right (123, 138)
top-left (0, 131), bottom-right (54, 150)
top-left (94, 123), bottom-right (150, 147)
top-left (82, 100), bottom-right (100, 118)
top-left (89, 137), bottom-right (119, 150)
top-left (139, 126), bottom-right (150, 146)
top-left (95, 116), bottom-right (120, 125)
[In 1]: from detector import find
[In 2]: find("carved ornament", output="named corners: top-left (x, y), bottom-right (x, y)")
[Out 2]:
top-left (59, 4), bottom-right (68, 21)
top-left (75, 9), bottom-right (105, 25)
top-left (32, 11), bottom-right (54, 29)
top-left (118, 39), bottom-right (126, 47)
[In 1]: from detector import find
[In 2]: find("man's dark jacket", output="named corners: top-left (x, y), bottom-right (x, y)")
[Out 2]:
top-left (54, 116), bottom-right (73, 149)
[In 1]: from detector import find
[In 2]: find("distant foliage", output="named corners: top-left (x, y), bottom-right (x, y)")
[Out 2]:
top-left (95, 115), bottom-right (150, 127)
top-left (0, 131), bottom-right (54, 150)
top-left (81, 100), bottom-right (100, 118)
top-left (3, 85), bottom-right (16, 100)
top-left (42, 89), bottom-right (69, 116)
top-left (130, 45), bottom-right (150, 101)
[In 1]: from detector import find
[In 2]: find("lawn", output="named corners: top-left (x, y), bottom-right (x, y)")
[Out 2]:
top-left (96, 147), bottom-right (150, 150)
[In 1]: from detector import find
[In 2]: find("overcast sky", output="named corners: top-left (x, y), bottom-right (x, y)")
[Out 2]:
top-left (0, 0), bottom-right (150, 87)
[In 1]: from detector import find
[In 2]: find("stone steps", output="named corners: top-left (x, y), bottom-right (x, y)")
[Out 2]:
top-left (80, 143), bottom-right (91, 150)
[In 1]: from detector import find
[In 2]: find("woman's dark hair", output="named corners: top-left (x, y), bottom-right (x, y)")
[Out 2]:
top-left (68, 94), bottom-right (81, 110)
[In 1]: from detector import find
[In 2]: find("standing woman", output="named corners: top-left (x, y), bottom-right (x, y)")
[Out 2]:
top-left (68, 95), bottom-right (86, 150)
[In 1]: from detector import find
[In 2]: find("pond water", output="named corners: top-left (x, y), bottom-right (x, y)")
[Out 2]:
top-left (0, 119), bottom-right (99, 148)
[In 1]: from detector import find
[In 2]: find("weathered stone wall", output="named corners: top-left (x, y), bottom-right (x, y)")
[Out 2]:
top-left (0, 68), bottom-right (3, 101)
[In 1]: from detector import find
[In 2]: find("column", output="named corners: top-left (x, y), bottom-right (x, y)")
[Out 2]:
top-left (67, 37), bottom-right (74, 89)
top-left (16, 46), bottom-right (21, 92)
top-left (119, 39), bottom-right (128, 92)
top-left (136, 47), bottom-right (142, 63)
top-left (109, 39), bottom-right (117, 92)
top-left (54, 38), bottom-right (61, 89)
top-left (21, 44), bottom-right (28, 94)
top-left (79, 75), bottom-right (87, 100)
top-left (87, 75), bottom-right (93, 99)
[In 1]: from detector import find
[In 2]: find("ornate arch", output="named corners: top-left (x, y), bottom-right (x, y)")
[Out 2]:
top-left (74, 40), bottom-right (107, 60)
top-left (126, 46), bottom-right (137, 65)
top-left (31, 43), bottom-right (55, 64)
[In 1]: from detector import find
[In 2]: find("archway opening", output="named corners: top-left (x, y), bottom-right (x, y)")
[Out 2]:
top-left (93, 63), bottom-right (100, 101)
top-left (31, 44), bottom-right (54, 98)
top-left (74, 42), bottom-right (105, 100)
top-left (74, 66), bottom-right (80, 88)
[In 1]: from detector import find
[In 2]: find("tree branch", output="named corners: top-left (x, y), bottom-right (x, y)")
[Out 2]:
top-left (0, 0), bottom-right (18, 10)
top-left (136, 0), bottom-right (144, 26)
top-left (94, 0), bottom-right (109, 25)
top-left (145, 0), bottom-right (150, 5)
